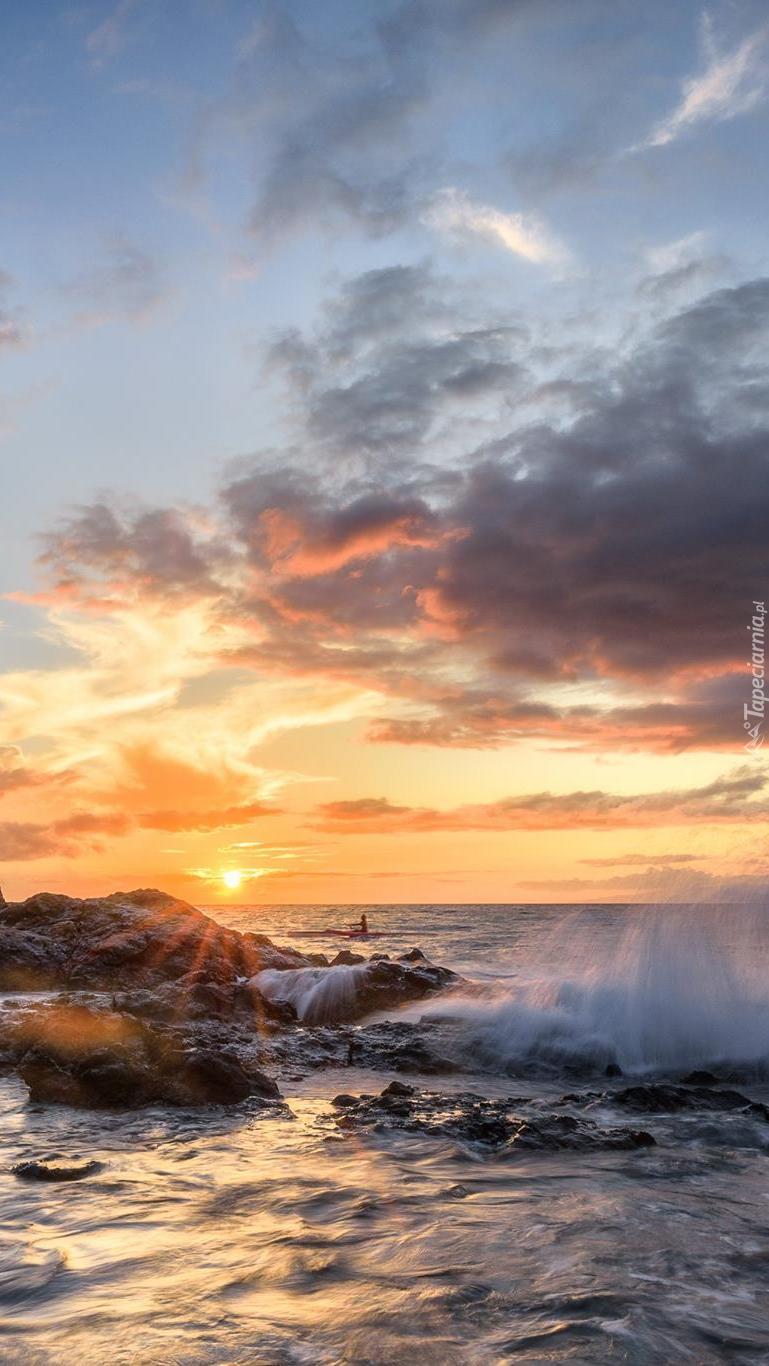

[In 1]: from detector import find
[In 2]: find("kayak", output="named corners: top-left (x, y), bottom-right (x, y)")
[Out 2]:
top-left (294, 929), bottom-right (386, 939)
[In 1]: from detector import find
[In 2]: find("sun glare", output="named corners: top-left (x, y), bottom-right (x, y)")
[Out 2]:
top-left (222, 870), bottom-right (242, 891)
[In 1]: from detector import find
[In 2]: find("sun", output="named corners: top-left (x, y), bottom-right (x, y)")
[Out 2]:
top-left (222, 870), bottom-right (242, 891)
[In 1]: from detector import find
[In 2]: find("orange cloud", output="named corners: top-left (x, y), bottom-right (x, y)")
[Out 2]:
top-left (313, 767), bottom-right (769, 833)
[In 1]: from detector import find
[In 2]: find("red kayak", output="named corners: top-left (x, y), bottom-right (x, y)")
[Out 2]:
top-left (294, 929), bottom-right (386, 939)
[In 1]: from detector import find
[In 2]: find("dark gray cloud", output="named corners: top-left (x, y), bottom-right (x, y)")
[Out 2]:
top-left (199, 0), bottom-right (591, 247)
top-left (265, 262), bottom-right (527, 464)
top-left (39, 268), bottom-right (769, 754)
top-left (41, 502), bottom-right (223, 598)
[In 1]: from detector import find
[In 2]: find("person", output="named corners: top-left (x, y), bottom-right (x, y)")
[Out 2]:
top-left (359, 913), bottom-right (368, 934)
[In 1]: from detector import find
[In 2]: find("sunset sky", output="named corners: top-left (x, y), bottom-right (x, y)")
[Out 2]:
top-left (2, 0), bottom-right (769, 904)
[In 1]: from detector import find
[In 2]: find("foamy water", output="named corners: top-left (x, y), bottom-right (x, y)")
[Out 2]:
top-left (2, 902), bottom-right (769, 1363)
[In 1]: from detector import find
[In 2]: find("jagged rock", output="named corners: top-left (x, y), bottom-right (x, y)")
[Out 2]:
top-left (331, 950), bottom-right (366, 966)
top-left (330, 1084), bottom-right (655, 1154)
top-left (12, 1160), bottom-right (103, 1181)
top-left (0, 889), bottom-right (458, 1032)
top-left (0, 888), bottom-right (314, 994)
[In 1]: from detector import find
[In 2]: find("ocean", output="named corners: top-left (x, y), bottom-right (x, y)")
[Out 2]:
top-left (2, 901), bottom-right (769, 1363)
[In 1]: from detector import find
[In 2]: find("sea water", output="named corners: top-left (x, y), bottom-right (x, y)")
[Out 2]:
top-left (1, 902), bottom-right (769, 1363)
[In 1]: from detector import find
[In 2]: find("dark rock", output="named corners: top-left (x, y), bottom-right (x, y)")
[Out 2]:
top-left (504, 1114), bottom-right (655, 1154)
top-left (172, 1050), bottom-right (278, 1106)
top-left (14, 1003), bottom-right (282, 1110)
top-left (681, 1070), bottom-right (719, 1086)
top-left (0, 889), bottom-right (458, 1040)
top-left (605, 1063), bottom-right (623, 1078)
top-left (613, 1083), bottom-right (769, 1119)
top-left (331, 950), bottom-right (366, 966)
top-left (256, 957), bottom-right (459, 1026)
top-left (0, 888), bottom-right (316, 994)
top-left (12, 1160), bottom-right (103, 1182)
top-left (331, 1085), bottom-right (655, 1155)
top-left (331, 1093), bottom-right (361, 1107)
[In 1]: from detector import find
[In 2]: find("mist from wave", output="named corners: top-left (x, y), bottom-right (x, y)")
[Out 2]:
top-left (413, 902), bottom-right (769, 1076)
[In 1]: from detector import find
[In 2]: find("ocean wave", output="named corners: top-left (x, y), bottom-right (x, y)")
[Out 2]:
top-left (421, 904), bottom-right (769, 1076)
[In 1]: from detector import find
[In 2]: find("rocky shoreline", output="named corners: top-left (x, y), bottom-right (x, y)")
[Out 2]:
top-left (5, 889), bottom-right (769, 1176)
top-left (0, 888), bottom-right (458, 1109)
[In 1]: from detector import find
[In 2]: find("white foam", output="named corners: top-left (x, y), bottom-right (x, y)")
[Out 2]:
top-left (255, 964), bottom-right (372, 1024)
top-left (419, 903), bottom-right (769, 1075)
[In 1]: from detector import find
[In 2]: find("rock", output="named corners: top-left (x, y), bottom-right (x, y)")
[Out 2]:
top-left (255, 956), bottom-right (459, 1026)
top-left (681, 1070), bottom-right (719, 1086)
top-left (0, 888), bottom-right (458, 1035)
top-left (381, 1080), bottom-right (414, 1098)
top-left (340, 958), bottom-right (458, 1020)
top-left (171, 1050), bottom-right (278, 1106)
top-left (613, 1083), bottom-right (769, 1119)
top-left (14, 1003), bottom-right (282, 1110)
top-left (0, 888), bottom-right (316, 994)
top-left (331, 1093), bottom-right (360, 1107)
top-left (12, 1160), bottom-right (103, 1181)
top-left (331, 950), bottom-right (366, 966)
top-left (504, 1114), bottom-right (655, 1154)
top-left (331, 1085), bottom-right (655, 1155)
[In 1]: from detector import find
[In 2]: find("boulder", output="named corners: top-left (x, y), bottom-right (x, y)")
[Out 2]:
top-left (13, 1003), bottom-right (281, 1109)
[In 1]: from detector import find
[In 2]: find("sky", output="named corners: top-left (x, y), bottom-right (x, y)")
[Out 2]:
top-left (2, 0), bottom-right (769, 905)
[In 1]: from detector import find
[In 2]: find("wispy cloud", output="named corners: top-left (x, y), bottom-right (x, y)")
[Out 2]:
top-left (422, 187), bottom-right (570, 267)
top-left (311, 768), bottom-right (769, 834)
top-left (86, 0), bottom-right (138, 68)
top-left (641, 14), bottom-right (769, 150)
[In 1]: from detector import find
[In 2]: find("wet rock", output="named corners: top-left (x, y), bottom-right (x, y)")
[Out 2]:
top-left (505, 1114), bottom-right (655, 1154)
top-left (255, 956), bottom-right (459, 1026)
top-left (332, 1084), bottom-right (655, 1155)
top-left (173, 1049), bottom-right (278, 1106)
top-left (399, 948), bottom-right (427, 962)
top-left (681, 1070), bottom-right (719, 1086)
top-left (381, 1079), bottom-right (414, 1097)
top-left (331, 950), bottom-right (366, 966)
top-left (613, 1084), bottom-right (769, 1119)
top-left (14, 1003), bottom-right (282, 1110)
top-left (12, 1159), bottom-right (103, 1181)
